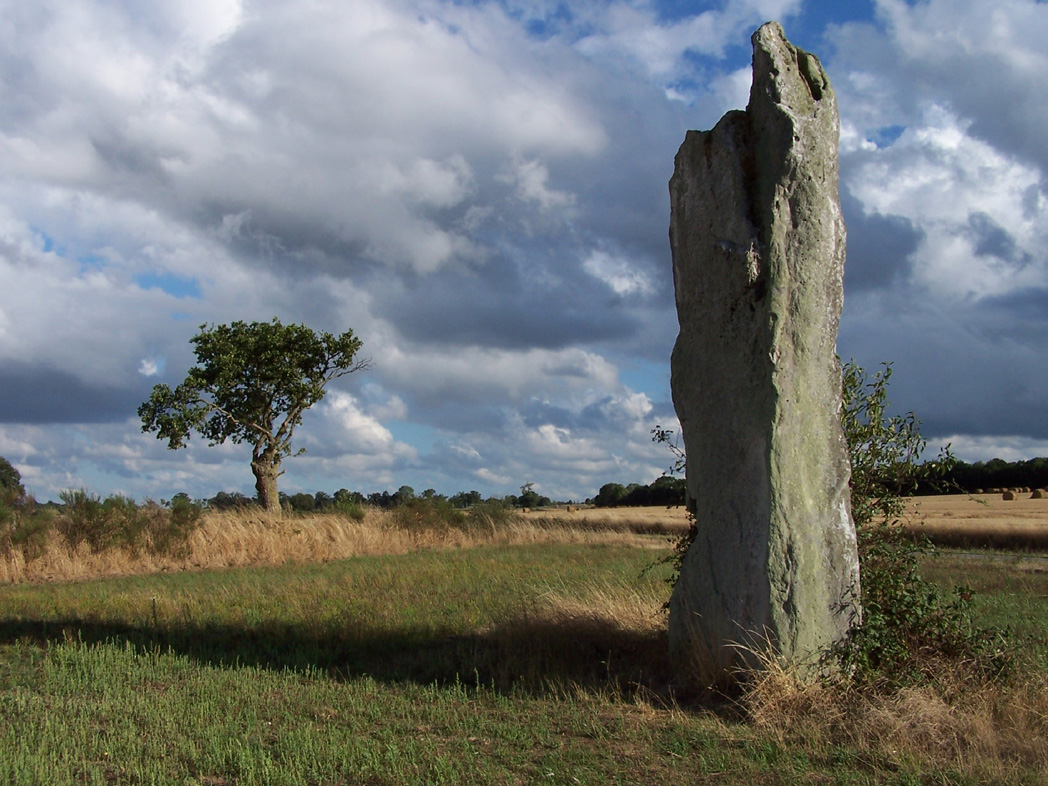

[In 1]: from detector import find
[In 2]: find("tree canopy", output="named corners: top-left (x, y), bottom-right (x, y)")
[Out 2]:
top-left (139, 318), bottom-right (368, 514)
top-left (0, 456), bottom-right (25, 504)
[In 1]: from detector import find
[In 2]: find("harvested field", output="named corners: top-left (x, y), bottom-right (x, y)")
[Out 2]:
top-left (524, 504), bottom-right (690, 535)
top-left (901, 493), bottom-right (1048, 551)
top-left (532, 494), bottom-right (1048, 551)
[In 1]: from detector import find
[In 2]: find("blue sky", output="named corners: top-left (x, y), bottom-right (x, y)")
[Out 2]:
top-left (1, 0), bottom-right (1046, 503)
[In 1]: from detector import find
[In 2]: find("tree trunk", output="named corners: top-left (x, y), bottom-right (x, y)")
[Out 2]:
top-left (251, 458), bottom-right (282, 515)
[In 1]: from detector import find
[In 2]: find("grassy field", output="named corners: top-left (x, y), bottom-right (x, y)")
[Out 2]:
top-left (2, 501), bottom-right (1047, 783)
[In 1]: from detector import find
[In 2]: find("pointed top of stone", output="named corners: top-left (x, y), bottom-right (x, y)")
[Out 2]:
top-left (749, 21), bottom-right (834, 121)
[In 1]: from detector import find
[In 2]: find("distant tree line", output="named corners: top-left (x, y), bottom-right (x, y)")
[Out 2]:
top-left (590, 476), bottom-right (686, 508)
top-left (205, 483), bottom-right (556, 514)
top-left (920, 456), bottom-right (1048, 494)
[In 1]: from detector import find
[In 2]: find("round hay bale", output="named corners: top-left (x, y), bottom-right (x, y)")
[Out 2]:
top-left (975, 489), bottom-right (984, 495)
top-left (1002, 490), bottom-right (1016, 501)
top-left (1032, 489), bottom-right (1045, 499)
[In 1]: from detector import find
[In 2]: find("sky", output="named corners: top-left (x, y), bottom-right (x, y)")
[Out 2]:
top-left (1, 0), bottom-right (1046, 504)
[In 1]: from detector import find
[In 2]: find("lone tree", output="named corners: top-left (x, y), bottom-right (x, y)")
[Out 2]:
top-left (139, 318), bottom-right (368, 514)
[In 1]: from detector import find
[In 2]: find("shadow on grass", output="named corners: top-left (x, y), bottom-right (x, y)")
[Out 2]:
top-left (0, 612), bottom-right (676, 702)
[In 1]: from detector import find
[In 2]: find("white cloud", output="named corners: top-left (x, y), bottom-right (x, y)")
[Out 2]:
top-left (573, 0), bottom-right (802, 81)
top-left (941, 434), bottom-right (1048, 464)
top-left (1, 0), bottom-right (1045, 504)
top-left (845, 105), bottom-right (1047, 300)
top-left (501, 157), bottom-right (577, 213)
top-left (138, 358), bottom-right (161, 377)
top-left (583, 249), bottom-right (654, 296)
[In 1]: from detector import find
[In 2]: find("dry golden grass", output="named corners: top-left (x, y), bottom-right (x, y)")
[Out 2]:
top-left (901, 493), bottom-right (1048, 550)
top-left (0, 507), bottom-right (671, 585)
top-left (524, 505), bottom-right (691, 534)
top-left (5, 494), bottom-right (1043, 586)
top-left (743, 653), bottom-right (1048, 778)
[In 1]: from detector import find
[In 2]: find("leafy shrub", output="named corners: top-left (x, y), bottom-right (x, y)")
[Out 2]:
top-left (56, 489), bottom-right (112, 551)
top-left (50, 490), bottom-right (202, 557)
top-left (334, 498), bottom-right (366, 522)
top-left (832, 362), bottom-right (1008, 685)
top-left (145, 494), bottom-right (204, 557)
top-left (389, 497), bottom-right (467, 532)
top-left (468, 498), bottom-right (515, 530)
top-left (0, 456), bottom-right (26, 504)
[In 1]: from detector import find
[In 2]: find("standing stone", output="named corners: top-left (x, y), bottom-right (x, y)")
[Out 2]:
top-left (668, 21), bottom-right (860, 686)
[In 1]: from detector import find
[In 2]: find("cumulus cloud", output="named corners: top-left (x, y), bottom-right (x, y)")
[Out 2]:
top-left (583, 249), bottom-right (655, 297)
top-left (843, 106), bottom-right (1047, 300)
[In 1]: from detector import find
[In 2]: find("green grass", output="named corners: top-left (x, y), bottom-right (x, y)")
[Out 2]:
top-left (1, 542), bottom-right (1046, 784)
top-left (923, 553), bottom-right (1048, 668)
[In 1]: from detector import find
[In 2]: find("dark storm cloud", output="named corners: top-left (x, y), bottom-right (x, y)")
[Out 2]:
top-left (975, 287), bottom-right (1048, 346)
top-left (965, 212), bottom-right (1033, 267)
top-left (840, 188), bottom-right (923, 293)
top-left (0, 362), bottom-right (151, 424)
top-left (839, 289), bottom-right (1048, 445)
top-left (380, 264), bottom-right (638, 350)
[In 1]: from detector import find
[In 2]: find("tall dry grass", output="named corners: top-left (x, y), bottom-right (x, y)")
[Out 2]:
top-left (0, 507), bottom-right (669, 585)
top-left (742, 650), bottom-right (1048, 778)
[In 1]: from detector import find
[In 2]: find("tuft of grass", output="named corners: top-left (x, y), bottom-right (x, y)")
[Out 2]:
top-left (741, 648), bottom-right (1048, 780)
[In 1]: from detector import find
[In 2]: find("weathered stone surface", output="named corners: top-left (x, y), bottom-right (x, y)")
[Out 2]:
top-left (668, 21), bottom-right (860, 686)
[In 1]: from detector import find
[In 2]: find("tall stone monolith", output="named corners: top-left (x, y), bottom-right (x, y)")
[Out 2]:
top-left (668, 21), bottom-right (860, 687)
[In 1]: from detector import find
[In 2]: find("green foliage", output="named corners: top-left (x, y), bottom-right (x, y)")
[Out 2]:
top-left (837, 524), bottom-right (1007, 683)
top-left (468, 497), bottom-right (515, 529)
top-left (389, 497), bottom-right (468, 532)
top-left (840, 362), bottom-right (945, 528)
top-left (56, 490), bottom-right (111, 551)
top-left (0, 456), bottom-right (38, 559)
top-left (0, 491), bottom-right (205, 560)
top-left (833, 361), bottom-right (1007, 685)
top-left (333, 498), bottom-right (366, 522)
top-left (592, 476), bottom-right (686, 508)
top-left (944, 455), bottom-right (1048, 494)
top-left (517, 481), bottom-right (548, 509)
top-left (285, 492), bottom-right (316, 513)
top-left (593, 482), bottom-right (628, 508)
top-left (448, 490), bottom-right (482, 508)
top-left (386, 496), bottom-right (519, 534)
top-left (0, 500), bottom-right (51, 562)
top-left (0, 456), bottom-right (25, 503)
top-left (139, 318), bottom-right (368, 512)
